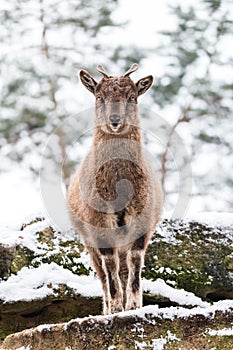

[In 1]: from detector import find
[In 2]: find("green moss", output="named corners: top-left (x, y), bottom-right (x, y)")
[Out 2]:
top-left (143, 219), bottom-right (233, 300)
top-left (30, 237), bottom-right (90, 276)
top-left (3, 218), bottom-right (233, 306)
top-left (36, 226), bottom-right (55, 248)
top-left (20, 217), bottom-right (43, 230)
top-left (0, 245), bottom-right (14, 280)
top-left (10, 246), bottom-right (35, 274)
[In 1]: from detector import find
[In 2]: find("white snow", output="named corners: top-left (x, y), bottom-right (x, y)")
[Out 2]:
top-left (166, 330), bottom-right (180, 342)
top-left (207, 327), bottom-right (233, 337)
top-left (151, 338), bottom-right (167, 350)
top-left (0, 261), bottom-right (210, 307)
top-left (97, 300), bottom-right (232, 322)
top-left (134, 333), bottom-right (180, 350)
top-left (142, 279), bottom-right (209, 308)
top-left (103, 299), bottom-right (233, 323)
top-left (0, 218), bottom-right (51, 251)
top-left (0, 263), bottom-right (102, 302)
top-left (135, 340), bottom-right (149, 349)
top-left (0, 169), bottom-right (43, 229)
top-left (185, 212), bottom-right (233, 227)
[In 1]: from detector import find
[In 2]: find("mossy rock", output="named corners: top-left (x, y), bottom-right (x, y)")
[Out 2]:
top-left (144, 219), bottom-right (233, 301)
top-left (10, 246), bottom-right (35, 274)
top-left (6, 218), bottom-right (233, 294)
top-left (1, 217), bottom-right (233, 302)
top-left (1, 217), bottom-right (233, 346)
top-left (0, 292), bottom-right (102, 342)
top-left (2, 305), bottom-right (233, 349)
top-left (0, 245), bottom-right (15, 280)
top-left (4, 217), bottom-right (91, 277)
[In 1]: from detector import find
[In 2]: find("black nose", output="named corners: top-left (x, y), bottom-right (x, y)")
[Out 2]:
top-left (109, 114), bottom-right (120, 127)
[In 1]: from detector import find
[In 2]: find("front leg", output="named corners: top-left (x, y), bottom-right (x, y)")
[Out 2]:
top-left (100, 247), bottom-right (124, 314)
top-left (86, 246), bottom-right (110, 314)
top-left (118, 250), bottom-right (129, 309)
top-left (125, 235), bottom-right (147, 310)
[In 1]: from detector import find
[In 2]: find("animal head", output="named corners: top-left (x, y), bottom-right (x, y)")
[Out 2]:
top-left (79, 64), bottom-right (153, 134)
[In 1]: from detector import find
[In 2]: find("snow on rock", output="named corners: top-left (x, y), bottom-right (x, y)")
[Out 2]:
top-left (19, 299), bottom-right (233, 338)
top-left (207, 327), bottom-right (233, 336)
top-left (151, 338), bottom-right (167, 350)
top-left (113, 299), bottom-right (233, 322)
top-left (0, 261), bottom-right (209, 306)
top-left (2, 299), bottom-right (233, 350)
top-left (0, 215), bottom-right (232, 305)
top-left (135, 331), bottom-right (180, 350)
top-left (0, 263), bottom-right (102, 302)
top-left (185, 211), bottom-right (233, 227)
top-left (142, 278), bottom-right (209, 308)
top-left (57, 299), bottom-right (233, 326)
top-left (0, 218), bottom-right (51, 252)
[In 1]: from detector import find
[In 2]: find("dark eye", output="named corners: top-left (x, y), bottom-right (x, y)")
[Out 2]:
top-left (129, 95), bottom-right (136, 102)
top-left (96, 96), bottom-right (104, 103)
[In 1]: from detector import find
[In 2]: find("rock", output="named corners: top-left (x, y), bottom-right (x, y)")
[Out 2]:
top-left (0, 217), bottom-right (233, 343)
top-left (0, 217), bottom-right (91, 277)
top-left (144, 219), bottom-right (233, 301)
top-left (2, 217), bottom-right (232, 300)
top-left (2, 303), bottom-right (233, 349)
top-left (0, 293), bottom-right (102, 341)
top-left (10, 246), bottom-right (34, 274)
top-left (0, 245), bottom-right (15, 280)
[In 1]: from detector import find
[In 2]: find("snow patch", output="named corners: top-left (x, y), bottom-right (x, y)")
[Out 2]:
top-left (135, 331), bottom-right (180, 350)
top-left (207, 327), bottom-right (233, 336)
top-left (185, 212), bottom-right (233, 227)
top-left (151, 338), bottom-right (167, 350)
top-left (135, 340), bottom-right (149, 349)
top-left (0, 262), bottom-right (209, 306)
top-left (63, 300), bottom-right (233, 328)
top-left (0, 218), bottom-right (52, 252)
top-left (0, 263), bottom-right (102, 302)
top-left (142, 278), bottom-right (209, 308)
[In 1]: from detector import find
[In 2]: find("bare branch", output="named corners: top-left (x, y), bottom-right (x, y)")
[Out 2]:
top-left (161, 104), bottom-right (191, 193)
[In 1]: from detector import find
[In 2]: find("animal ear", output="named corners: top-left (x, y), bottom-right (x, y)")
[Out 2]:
top-left (136, 75), bottom-right (153, 96)
top-left (80, 70), bottom-right (97, 94)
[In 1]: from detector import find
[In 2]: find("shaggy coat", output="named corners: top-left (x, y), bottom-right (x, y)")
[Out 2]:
top-left (67, 64), bottom-right (163, 314)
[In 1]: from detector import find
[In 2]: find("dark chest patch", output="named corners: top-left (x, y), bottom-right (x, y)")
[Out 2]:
top-left (95, 159), bottom-right (148, 212)
top-left (116, 209), bottom-right (126, 227)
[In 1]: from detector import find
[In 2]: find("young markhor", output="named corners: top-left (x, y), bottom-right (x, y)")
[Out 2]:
top-left (67, 64), bottom-right (163, 314)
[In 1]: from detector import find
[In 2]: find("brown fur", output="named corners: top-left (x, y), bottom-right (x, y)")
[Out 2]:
top-left (67, 64), bottom-right (163, 314)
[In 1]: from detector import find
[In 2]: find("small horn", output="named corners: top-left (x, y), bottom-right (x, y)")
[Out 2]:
top-left (124, 63), bottom-right (139, 77)
top-left (97, 65), bottom-right (109, 78)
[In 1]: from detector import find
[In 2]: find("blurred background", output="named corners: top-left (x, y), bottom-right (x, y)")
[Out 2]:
top-left (0, 0), bottom-right (232, 226)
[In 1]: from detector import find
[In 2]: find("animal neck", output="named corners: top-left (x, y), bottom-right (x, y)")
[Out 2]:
top-left (92, 124), bottom-right (143, 167)
top-left (93, 124), bottom-right (142, 146)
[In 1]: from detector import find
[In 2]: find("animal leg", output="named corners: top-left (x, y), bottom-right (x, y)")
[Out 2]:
top-left (100, 247), bottom-right (124, 314)
top-left (118, 250), bottom-right (129, 309)
top-left (86, 246), bottom-right (109, 315)
top-left (125, 235), bottom-right (147, 310)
